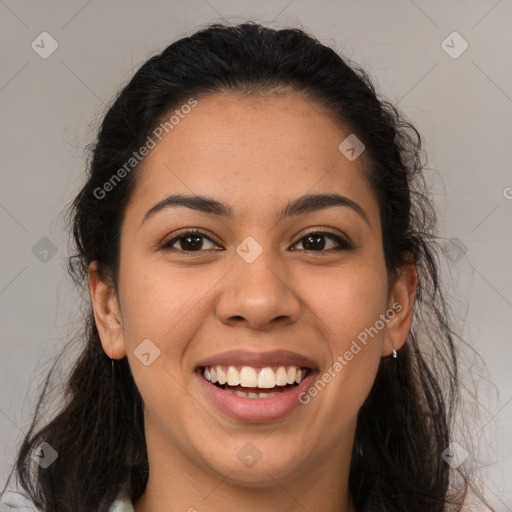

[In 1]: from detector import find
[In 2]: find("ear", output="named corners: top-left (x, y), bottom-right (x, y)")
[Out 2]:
top-left (382, 262), bottom-right (418, 357)
top-left (88, 261), bottom-right (127, 360)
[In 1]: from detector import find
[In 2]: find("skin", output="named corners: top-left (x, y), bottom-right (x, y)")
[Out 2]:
top-left (89, 91), bottom-right (418, 512)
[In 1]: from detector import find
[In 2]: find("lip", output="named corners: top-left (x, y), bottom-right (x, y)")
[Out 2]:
top-left (195, 349), bottom-right (319, 371)
top-left (196, 367), bottom-right (319, 423)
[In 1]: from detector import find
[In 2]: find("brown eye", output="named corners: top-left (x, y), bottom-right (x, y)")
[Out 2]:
top-left (160, 229), bottom-right (353, 254)
top-left (160, 230), bottom-right (220, 252)
top-left (291, 231), bottom-right (353, 252)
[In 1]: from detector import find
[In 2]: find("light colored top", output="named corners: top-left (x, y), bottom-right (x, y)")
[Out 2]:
top-left (108, 487), bottom-right (135, 512)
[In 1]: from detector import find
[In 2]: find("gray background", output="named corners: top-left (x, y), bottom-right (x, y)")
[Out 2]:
top-left (1, 0), bottom-right (511, 509)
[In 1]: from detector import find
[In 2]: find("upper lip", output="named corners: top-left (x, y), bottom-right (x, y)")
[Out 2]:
top-left (195, 349), bottom-right (319, 370)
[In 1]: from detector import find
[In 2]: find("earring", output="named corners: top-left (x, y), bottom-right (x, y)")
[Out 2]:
top-left (391, 341), bottom-right (398, 359)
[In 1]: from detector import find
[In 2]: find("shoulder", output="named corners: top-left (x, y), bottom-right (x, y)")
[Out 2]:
top-left (108, 487), bottom-right (135, 512)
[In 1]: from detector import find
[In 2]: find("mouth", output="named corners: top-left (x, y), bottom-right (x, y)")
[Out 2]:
top-left (195, 361), bottom-right (318, 423)
top-left (200, 364), bottom-right (312, 399)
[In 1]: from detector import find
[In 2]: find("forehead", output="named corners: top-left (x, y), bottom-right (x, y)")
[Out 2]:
top-left (124, 92), bottom-right (378, 225)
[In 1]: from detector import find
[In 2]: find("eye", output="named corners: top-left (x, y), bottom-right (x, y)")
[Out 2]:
top-left (159, 229), bottom-right (221, 253)
top-left (160, 228), bottom-right (353, 254)
top-left (290, 230), bottom-right (353, 252)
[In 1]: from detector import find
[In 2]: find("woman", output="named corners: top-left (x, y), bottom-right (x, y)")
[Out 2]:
top-left (2, 21), bottom-right (492, 511)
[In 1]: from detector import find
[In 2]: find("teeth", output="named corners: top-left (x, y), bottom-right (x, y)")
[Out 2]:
top-left (217, 366), bottom-right (227, 385)
top-left (257, 367), bottom-right (276, 388)
top-left (275, 366), bottom-right (288, 386)
top-left (240, 366), bottom-right (258, 387)
top-left (226, 366), bottom-right (240, 386)
top-left (202, 365), bottom-right (308, 388)
top-left (286, 366), bottom-right (296, 385)
top-left (231, 389), bottom-right (281, 399)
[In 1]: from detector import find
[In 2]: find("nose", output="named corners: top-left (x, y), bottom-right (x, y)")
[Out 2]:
top-left (215, 246), bottom-right (301, 330)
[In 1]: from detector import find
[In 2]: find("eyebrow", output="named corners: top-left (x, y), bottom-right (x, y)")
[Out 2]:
top-left (140, 193), bottom-right (370, 228)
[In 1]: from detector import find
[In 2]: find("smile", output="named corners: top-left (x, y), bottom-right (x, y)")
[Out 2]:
top-left (202, 365), bottom-right (310, 398)
top-left (197, 365), bottom-right (317, 423)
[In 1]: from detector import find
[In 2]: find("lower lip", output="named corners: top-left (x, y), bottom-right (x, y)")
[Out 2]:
top-left (196, 369), bottom-right (318, 423)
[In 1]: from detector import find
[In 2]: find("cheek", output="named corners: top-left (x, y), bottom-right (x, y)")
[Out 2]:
top-left (118, 258), bottom-right (210, 345)
top-left (117, 256), bottom-right (226, 407)
top-left (299, 259), bottom-right (389, 343)
top-left (297, 260), bottom-right (388, 412)
top-left (117, 262), bottom-right (212, 422)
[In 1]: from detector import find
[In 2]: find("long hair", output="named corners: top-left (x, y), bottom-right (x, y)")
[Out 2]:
top-left (2, 21), bottom-right (490, 511)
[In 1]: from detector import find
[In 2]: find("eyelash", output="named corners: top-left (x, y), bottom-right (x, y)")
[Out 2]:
top-left (159, 228), bottom-right (354, 254)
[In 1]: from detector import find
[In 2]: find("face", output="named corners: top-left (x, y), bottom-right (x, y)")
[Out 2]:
top-left (90, 92), bottom-right (415, 490)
